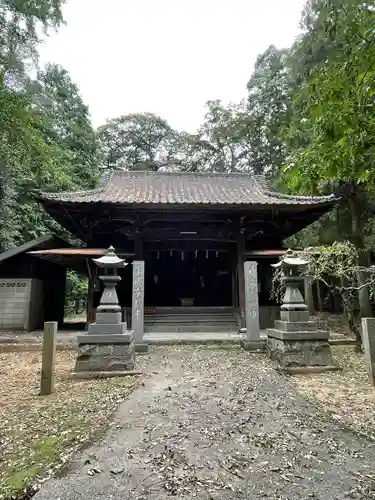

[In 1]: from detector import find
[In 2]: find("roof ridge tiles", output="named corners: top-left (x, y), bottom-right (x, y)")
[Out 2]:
top-left (35, 169), bottom-right (337, 206)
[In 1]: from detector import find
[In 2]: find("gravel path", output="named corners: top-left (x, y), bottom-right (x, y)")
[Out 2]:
top-left (35, 346), bottom-right (375, 499)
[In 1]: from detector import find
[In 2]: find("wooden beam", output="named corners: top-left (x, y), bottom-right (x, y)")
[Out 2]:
top-left (44, 204), bottom-right (333, 247)
top-left (145, 240), bottom-right (234, 252)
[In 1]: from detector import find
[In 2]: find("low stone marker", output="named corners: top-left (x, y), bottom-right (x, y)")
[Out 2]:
top-left (40, 321), bottom-right (57, 395)
top-left (361, 318), bottom-right (375, 385)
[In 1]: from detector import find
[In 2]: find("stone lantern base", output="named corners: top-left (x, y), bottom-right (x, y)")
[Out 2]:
top-left (73, 322), bottom-right (137, 378)
top-left (267, 310), bottom-right (339, 373)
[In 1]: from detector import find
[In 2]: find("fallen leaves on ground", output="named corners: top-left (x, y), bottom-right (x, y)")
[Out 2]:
top-left (291, 346), bottom-right (375, 440)
top-left (110, 346), bottom-right (375, 500)
top-left (0, 349), bottom-right (139, 500)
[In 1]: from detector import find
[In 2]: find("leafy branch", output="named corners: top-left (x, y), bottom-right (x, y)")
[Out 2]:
top-left (271, 242), bottom-right (373, 351)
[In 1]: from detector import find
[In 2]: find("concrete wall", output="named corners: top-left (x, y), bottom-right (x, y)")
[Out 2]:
top-left (0, 279), bottom-right (31, 330)
top-left (0, 278), bottom-right (43, 330)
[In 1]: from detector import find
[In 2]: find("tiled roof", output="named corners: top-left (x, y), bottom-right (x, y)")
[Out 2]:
top-left (37, 171), bottom-right (336, 206)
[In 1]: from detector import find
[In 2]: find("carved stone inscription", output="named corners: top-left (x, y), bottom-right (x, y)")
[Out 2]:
top-left (244, 261), bottom-right (260, 340)
top-left (132, 261), bottom-right (145, 345)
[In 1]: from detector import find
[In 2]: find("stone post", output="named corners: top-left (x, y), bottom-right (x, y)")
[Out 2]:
top-left (74, 246), bottom-right (136, 378)
top-left (361, 318), bottom-right (375, 385)
top-left (267, 252), bottom-right (338, 373)
top-left (132, 260), bottom-right (147, 352)
top-left (40, 321), bottom-right (57, 395)
top-left (241, 261), bottom-right (263, 350)
top-left (304, 275), bottom-right (314, 314)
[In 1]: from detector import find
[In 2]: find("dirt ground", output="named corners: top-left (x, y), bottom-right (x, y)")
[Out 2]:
top-left (32, 345), bottom-right (375, 500)
top-left (0, 349), bottom-right (138, 499)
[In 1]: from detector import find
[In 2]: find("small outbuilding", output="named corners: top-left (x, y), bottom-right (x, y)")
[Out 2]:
top-left (0, 235), bottom-right (73, 330)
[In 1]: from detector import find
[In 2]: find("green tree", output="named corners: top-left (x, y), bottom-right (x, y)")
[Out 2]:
top-left (246, 45), bottom-right (291, 178)
top-left (171, 99), bottom-right (254, 173)
top-left (284, 0), bottom-right (375, 315)
top-left (0, 1), bottom-right (103, 249)
top-left (186, 47), bottom-right (292, 176)
top-left (0, 0), bottom-right (65, 80)
top-left (0, 0), bottom-right (67, 249)
top-left (197, 99), bottom-right (253, 172)
top-left (65, 270), bottom-right (88, 316)
top-left (285, 0), bottom-right (375, 233)
top-left (97, 113), bottom-right (179, 171)
top-left (30, 63), bottom-right (99, 188)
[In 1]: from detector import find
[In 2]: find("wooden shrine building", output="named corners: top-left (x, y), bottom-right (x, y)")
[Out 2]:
top-left (33, 170), bottom-right (336, 331)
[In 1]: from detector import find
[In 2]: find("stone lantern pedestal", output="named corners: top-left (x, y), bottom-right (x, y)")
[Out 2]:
top-left (73, 247), bottom-right (136, 378)
top-left (267, 253), bottom-right (338, 373)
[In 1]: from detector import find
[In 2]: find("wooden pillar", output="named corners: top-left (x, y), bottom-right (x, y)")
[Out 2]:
top-left (237, 234), bottom-right (246, 329)
top-left (231, 270), bottom-right (237, 308)
top-left (86, 260), bottom-right (96, 324)
top-left (231, 248), bottom-right (238, 308)
top-left (57, 268), bottom-right (66, 328)
top-left (86, 276), bottom-right (95, 324)
top-left (134, 229), bottom-right (143, 259)
top-left (44, 266), bottom-right (66, 328)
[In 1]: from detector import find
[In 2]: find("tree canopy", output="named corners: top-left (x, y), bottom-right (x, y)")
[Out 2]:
top-left (0, 0), bottom-right (101, 249)
top-left (98, 113), bottom-right (179, 171)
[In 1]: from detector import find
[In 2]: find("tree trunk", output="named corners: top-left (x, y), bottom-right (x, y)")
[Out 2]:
top-left (332, 289), bottom-right (341, 314)
top-left (340, 277), bottom-right (348, 318)
top-left (316, 280), bottom-right (324, 312)
top-left (351, 194), bottom-right (371, 318)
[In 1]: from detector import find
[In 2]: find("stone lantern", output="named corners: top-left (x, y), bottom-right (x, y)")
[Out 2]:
top-left (273, 253), bottom-right (310, 320)
top-left (92, 246), bottom-right (127, 328)
top-left (74, 246), bottom-right (136, 377)
top-left (266, 250), bottom-right (337, 373)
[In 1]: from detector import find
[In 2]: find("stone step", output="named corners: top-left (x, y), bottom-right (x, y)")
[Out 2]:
top-left (143, 310), bottom-right (238, 334)
top-left (144, 333), bottom-right (242, 344)
top-left (148, 307), bottom-right (236, 314)
top-left (145, 323), bottom-right (239, 333)
top-left (144, 316), bottom-right (237, 324)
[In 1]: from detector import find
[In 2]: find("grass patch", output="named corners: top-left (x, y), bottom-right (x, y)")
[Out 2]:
top-left (291, 345), bottom-right (375, 440)
top-left (32, 436), bottom-right (66, 462)
top-left (0, 349), bottom-right (139, 499)
top-left (2, 468), bottom-right (41, 496)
